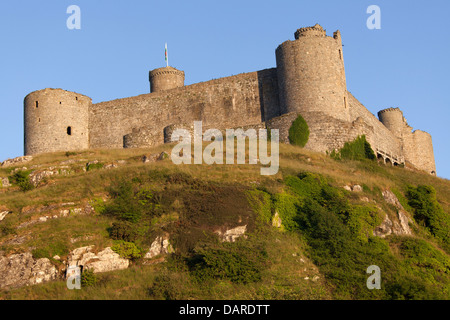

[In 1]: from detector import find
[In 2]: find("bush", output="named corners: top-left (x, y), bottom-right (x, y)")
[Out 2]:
top-left (108, 221), bottom-right (139, 242)
top-left (331, 135), bottom-right (376, 161)
top-left (86, 162), bottom-right (104, 171)
top-left (81, 269), bottom-right (98, 287)
top-left (111, 240), bottom-right (143, 260)
top-left (288, 114), bottom-right (310, 147)
top-left (247, 189), bottom-right (273, 224)
top-left (10, 170), bottom-right (34, 192)
top-left (188, 241), bottom-right (267, 284)
top-left (103, 180), bottom-right (159, 223)
top-left (406, 185), bottom-right (450, 251)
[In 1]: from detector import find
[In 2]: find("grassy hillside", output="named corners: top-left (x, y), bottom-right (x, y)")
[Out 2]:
top-left (0, 143), bottom-right (449, 300)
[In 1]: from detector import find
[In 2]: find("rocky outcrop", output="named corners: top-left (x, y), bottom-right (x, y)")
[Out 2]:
top-left (272, 211), bottom-right (282, 228)
top-left (0, 252), bottom-right (59, 289)
top-left (142, 152), bottom-right (170, 163)
top-left (144, 235), bottom-right (174, 259)
top-left (1, 156), bottom-right (33, 168)
top-left (0, 211), bottom-right (9, 221)
top-left (66, 246), bottom-right (129, 275)
top-left (373, 190), bottom-right (413, 237)
top-left (1, 177), bottom-right (11, 188)
top-left (215, 225), bottom-right (247, 242)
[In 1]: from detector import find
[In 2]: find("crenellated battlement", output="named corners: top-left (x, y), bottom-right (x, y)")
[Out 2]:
top-left (377, 107), bottom-right (403, 116)
top-left (23, 24), bottom-right (436, 175)
top-left (294, 24), bottom-right (326, 39)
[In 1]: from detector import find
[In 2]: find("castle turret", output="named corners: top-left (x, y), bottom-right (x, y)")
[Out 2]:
top-left (378, 107), bottom-right (407, 138)
top-left (149, 66), bottom-right (185, 93)
top-left (378, 107), bottom-right (436, 175)
top-left (275, 24), bottom-right (349, 121)
top-left (24, 88), bottom-right (91, 155)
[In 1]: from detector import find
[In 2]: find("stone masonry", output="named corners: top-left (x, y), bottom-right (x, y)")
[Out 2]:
top-left (23, 24), bottom-right (436, 175)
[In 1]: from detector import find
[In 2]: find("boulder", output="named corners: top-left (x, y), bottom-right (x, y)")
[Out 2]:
top-left (144, 235), bottom-right (174, 259)
top-left (272, 211), bottom-right (282, 228)
top-left (0, 252), bottom-right (59, 289)
top-left (142, 154), bottom-right (159, 163)
top-left (1, 177), bottom-right (11, 188)
top-left (67, 246), bottom-right (129, 275)
top-left (215, 225), bottom-right (247, 242)
top-left (0, 211), bottom-right (9, 221)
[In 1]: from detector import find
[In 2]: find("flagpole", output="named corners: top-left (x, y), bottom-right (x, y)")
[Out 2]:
top-left (165, 43), bottom-right (169, 67)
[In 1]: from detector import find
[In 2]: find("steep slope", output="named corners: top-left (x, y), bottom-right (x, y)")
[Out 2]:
top-left (0, 143), bottom-right (449, 300)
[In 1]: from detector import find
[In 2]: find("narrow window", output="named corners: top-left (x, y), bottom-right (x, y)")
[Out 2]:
top-left (67, 126), bottom-right (72, 136)
top-left (35, 101), bottom-right (38, 108)
top-left (344, 96), bottom-right (347, 108)
top-left (60, 102), bottom-right (62, 105)
top-left (339, 49), bottom-right (342, 60)
top-left (76, 97), bottom-right (78, 101)
top-left (38, 118), bottom-right (40, 123)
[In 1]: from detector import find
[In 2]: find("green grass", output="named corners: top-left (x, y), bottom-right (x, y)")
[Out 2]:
top-left (0, 144), bottom-right (449, 300)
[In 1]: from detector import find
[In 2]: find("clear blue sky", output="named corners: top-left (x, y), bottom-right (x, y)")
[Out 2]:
top-left (0, 0), bottom-right (448, 179)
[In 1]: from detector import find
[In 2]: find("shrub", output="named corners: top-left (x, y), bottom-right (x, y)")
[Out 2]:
top-left (331, 135), bottom-right (376, 161)
top-left (406, 185), bottom-right (450, 251)
top-left (247, 189), bottom-right (273, 224)
top-left (108, 221), bottom-right (139, 242)
top-left (81, 269), bottom-right (98, 287)
top-left (111, 240), bottom-right (143, 260)
top-left (188, 242), bottom-right (267, 284)
top-left (288, 114), bottom-right (310, 147)
top-left (10, 170), bottom-right (34, 192)
top-left (86, 162), bottom-right (103, 171)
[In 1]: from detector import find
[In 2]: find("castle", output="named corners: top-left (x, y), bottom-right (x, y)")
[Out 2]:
top-left (23, 24), bottom-right (436, 175)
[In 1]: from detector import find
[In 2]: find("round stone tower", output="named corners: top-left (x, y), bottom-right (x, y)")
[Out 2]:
top-left (24, 88), bottom-right (91, 155)
top-left (377, 107), bottom-right (407, 138)
top-left (275, 24), bottom-right (349, 121)
top-left (149, 66), bottom-right (185, 93)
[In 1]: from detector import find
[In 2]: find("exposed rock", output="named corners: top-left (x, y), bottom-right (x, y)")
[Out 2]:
top-left (158, 151), bottom-right (170, 161)
top-left (53, 255), bottom-right (61, 261)
top-left (0, 211), bottom-right (9, 221)
top-left (1, 177), bottom-right (11, 188)
top-left (142, 153), bottom-right (159, 163)
top-left (144, 235), bottom-right (174, 259)
top-left (374, 190), bottom-right (413, 237)
top-left (272, 211), bottom-right (282, 228)
top-left (216, 225), bottom-right (247, 242)
top-left (0, 252), bottom-right (59, 289)
top-left (373, 214), bottom-right (393, 238)
top-left (352, 185), bottom-right (363, 192)
top-left (29, 169), bottom-right (59, 187)
top-left (382, 190), bottom-right (412, 236)
top-left (343, 185), bottom-right (352, 191)
top-left (1, 156), bottom-right (33, 168)
top-left (67, 246), bottom-right (129, 275)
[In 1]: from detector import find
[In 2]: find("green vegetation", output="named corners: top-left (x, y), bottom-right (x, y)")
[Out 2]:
top-left (0, 145), bottom-right (448, 300)
top-left (81, 269), bottom-right (98, 287)
top-left (406, 185), bottom-right (450, 252)
top-left (288, 114), bottom-right (310, 147)
top-left (111, 240), bottom-right (143, 261)
top-left (86, 162), bottom-right (104, 171)
top-left (10, 170), bottom-right (34, 192)
top-left (330, 135), bottom-right (376, 161)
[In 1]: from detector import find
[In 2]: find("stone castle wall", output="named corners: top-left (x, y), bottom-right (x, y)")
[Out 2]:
top-left (89, 69), bottom-right (280, 150)
top-left (22, 24), bottom-right (436, 175)
top-left (24, 89), bottom-right (91, 155)
top-left (275, 24), bottom-right (349, 122)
